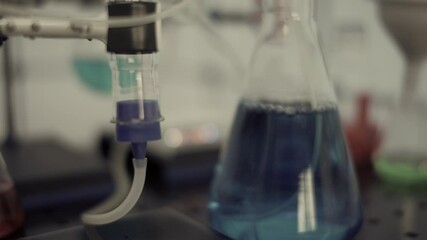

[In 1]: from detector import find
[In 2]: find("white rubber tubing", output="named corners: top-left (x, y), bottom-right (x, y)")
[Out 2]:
top-left (108, 0), bottom-right (194, 28)
top-left (82, 143), bottom-right (131, 215)
top-left (0, 0), bottom-right (195, 28)
top-left (81, 158), bottom-right (147, 225)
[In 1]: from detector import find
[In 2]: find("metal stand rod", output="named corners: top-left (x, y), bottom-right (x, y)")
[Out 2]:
top-left (2, 42), bottom-right (17, 147)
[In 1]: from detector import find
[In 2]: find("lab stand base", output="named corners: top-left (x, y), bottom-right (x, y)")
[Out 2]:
top-left (21, 208), bottom-right (229, 240)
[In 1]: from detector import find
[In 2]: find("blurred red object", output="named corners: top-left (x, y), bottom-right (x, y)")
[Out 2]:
top-left (345, 94), bottom-right (382, 167)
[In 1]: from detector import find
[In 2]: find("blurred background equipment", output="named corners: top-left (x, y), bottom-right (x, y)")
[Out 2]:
top-left (374, 0), bottom-right (427, 186)
top-left (72, 42), bottom-right (112, 95)
top-left (345, 93), bottom-right (382, 168)
top-left (0, 39), bottom-right (113, 214)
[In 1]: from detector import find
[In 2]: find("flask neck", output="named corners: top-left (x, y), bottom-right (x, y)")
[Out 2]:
top-left (260, 0), bottom-right (314, 36)
top-left (245, 0), bottom-right (336, 107)
top-left (262, 0), bottom-right (314, 20)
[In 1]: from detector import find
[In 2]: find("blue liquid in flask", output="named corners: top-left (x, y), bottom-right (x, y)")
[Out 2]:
top-left (209, 101), bottom-right (362, 240)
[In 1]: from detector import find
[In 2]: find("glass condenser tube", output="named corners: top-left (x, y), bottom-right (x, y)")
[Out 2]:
top-left (111, 53), bottom-right (162, 159)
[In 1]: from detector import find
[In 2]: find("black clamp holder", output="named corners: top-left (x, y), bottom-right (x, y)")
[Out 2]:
top-left (107, 1), bottom-right (160, 54)
top-left (0, 34), bottom-right (7, 47)
top-left (0, 16), bottom-right (8, 47)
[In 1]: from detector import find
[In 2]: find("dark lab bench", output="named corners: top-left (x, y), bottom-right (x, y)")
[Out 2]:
top-left (5, 145), bottom-right (427, 240)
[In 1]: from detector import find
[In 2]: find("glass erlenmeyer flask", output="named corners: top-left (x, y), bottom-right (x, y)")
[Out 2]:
top-left (208, 0), bottom-right (362, 239)
top-left (0, 152), bottom-right (24, 238)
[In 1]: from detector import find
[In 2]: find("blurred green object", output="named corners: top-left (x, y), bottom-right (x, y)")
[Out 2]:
top-left (374, 156), bottom-right (427, 187)
top-left (73, 58), bottom-right (112, 94)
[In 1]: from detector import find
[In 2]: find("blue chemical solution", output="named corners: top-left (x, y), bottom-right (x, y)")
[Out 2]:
top-left (209, 101), bottom-right (362, 240)
top-left (116, 100), bottom-right (162, 143)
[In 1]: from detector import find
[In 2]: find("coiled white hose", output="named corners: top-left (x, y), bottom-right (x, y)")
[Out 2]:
top-left (81, 158), bottom-right (147, 225)
top-left (81, 143), bottom-right (130, 218)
